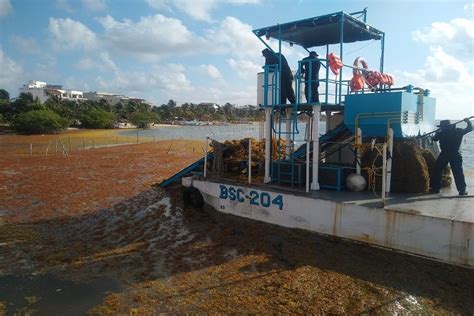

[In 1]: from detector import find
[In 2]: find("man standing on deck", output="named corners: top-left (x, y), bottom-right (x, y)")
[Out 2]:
top-left (301, 51), bottom-right (321, 103)
top-left (261, 48), bottom-right (295, 104)
top-left (431, 118), bottom-right (472, 195)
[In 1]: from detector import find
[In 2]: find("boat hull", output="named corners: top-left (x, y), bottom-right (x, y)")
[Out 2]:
top-left (183, 177), bottom-right (473, 268)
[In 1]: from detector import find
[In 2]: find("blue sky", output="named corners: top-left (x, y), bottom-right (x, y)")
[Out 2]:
top-left (0, 0), bottom-right (473, 118)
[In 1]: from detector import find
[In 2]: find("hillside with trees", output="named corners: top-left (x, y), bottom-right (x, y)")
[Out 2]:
top-left (0, 89), bottom-right (263, 134)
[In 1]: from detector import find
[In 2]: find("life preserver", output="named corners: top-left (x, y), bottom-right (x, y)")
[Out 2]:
top-left (353, 57), bottom-right (368, 76)
top-left (350, 74), bottom-right (365, 92)
top-left (386, 74), bottom-right (394, 86)
top-left (350, 57), bottom-right (368, 91)
top-left (365, 70), bottom-right (395, 88)
top-left (364, 70), bottom-right (380, 87)
top-left (328, 53), bottom-right (343, 75)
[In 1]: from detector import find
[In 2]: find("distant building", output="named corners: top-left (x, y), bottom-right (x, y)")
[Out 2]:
top-left (19, 81), bottom-right (146, 105)
top-left (65, 90), bottom-right (84, 100)
top-left (83, 92), bottom-right (145, 105)
top-left (198, 102), bottom-right (220, 112)
top-left (19, 80), bottom-right (85, 103)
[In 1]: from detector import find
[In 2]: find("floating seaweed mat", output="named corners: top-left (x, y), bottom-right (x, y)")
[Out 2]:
top-left (212, 138), bottom-right (285, 161)
top-left (421, 149), bottom-right (452, 188)
top-left (209, 138), bottom-right (286, 177)
top-left (361, 140), bottom-right (430, 193)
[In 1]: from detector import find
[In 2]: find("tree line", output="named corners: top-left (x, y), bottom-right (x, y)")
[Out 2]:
top-left (0, 89), bottom-right (263, 134)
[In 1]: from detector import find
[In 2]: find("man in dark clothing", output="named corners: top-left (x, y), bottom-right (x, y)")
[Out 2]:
top-left (431, 118), bottom-right (472, 195)
top-left (301, 51), bottom-right (321, 103)
top-left (262, 48), bottom-right (295, 104)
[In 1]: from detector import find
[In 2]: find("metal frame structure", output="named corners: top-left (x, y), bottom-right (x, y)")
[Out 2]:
top-left (253, 10), bottom-right (385, 190)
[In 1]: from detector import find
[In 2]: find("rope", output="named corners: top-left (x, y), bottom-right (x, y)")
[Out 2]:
top-left (360, 143), bottom-right (384, 197)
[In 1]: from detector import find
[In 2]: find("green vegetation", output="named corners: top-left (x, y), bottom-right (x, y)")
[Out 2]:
top-left (12, 110), bottom-right (69, 134)
top-left (129, 111), bottom-right (160, 128)
top-left (0, 89), bottom-right (9, 101)
top-left (0, 88), bottom-right (262, 134)
top-left (80, 108), bottom-right (115, 129)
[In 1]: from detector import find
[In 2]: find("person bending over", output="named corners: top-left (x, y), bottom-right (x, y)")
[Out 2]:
top-left (262, 48), bottom-right (295, 105)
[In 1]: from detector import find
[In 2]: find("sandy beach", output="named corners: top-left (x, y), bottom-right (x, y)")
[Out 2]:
top-left (1, 132), bottom-right (473, 314)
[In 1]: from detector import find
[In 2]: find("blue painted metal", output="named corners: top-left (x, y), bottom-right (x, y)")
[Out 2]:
top-left (344, 90), bottom-right (436, 138)
top-left (325, 44), bottom-right (329, 104)
top-left (253, 11), bottom-right (345, 42)
top-left (270, 161), bottom-right (355, 190)
top-left (319, 165), bottom-right (355, 191)
top-left (253, 11), bottom-right (383, 48)
top-left (380, 32), bottom-right (385, 73)
top-left (291, 123), bottom-right (350, 159)
top-left (349, 8), bottom-right (367, 22)
top-left (253, 9), bottom-right (433, 189)
top-left (159, 153), bottom-right (214, 188)
top-left (339, 12), bottom-right (344, 105)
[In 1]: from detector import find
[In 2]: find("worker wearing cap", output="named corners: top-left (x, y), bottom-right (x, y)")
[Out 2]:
top-left (301, 51), bottom-right (321, 103)
top-left (261, 48), bottom-right (295, 105)
top-left (431, 118), bottom-right (472, 195)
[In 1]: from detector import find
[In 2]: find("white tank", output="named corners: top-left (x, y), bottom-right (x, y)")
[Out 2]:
top-left (257, 71), bottom-right (303, 106)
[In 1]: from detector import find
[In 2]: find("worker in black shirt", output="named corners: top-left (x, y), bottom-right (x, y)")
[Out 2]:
top-left (431, 118), bottom-right (472, 195)
top-left (301, 51), bottom-right (321, 103)
top-left (262, 48), bottom-right (295, 104)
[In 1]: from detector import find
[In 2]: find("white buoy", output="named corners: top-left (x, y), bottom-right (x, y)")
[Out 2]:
top-left (346, 173), bottom-right (367, 192)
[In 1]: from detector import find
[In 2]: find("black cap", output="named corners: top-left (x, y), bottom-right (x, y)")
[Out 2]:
top-left (310, 51), bottom-right (319, 57)
top-left (437, 120), bottom-right (451, 128)
top-left (262, 48), bottom-right (272, 56)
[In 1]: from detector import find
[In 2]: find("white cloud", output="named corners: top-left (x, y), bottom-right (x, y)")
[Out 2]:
top-left (412, 18), bottom-right (474, 60)
top-left (99, 52), bottom-right (118, 72)
top-left (206, 16), bottom-right (262, 58)
top-left (96, 63), bottom-right (193, 98)
top-left (0, 48), bottom-right (23, 93)
top-left (175, 0), bottom-right (216, 21)
top-left (199, 64), bottom-right (222, 80)
top-left (465, 3), bottom-right (474, 18)
top-left (75, 52), bottom-right (118, 72)
top-left (190, 83), bottom-right (256, 105)
top-left (146, 0), bottom-right (260, 22)
top-left (48, 18), bottom-right (98, 50)
top-left (228, 58), bottom-right (260, 79)
top-left (155, 63), bottom-right (193, 93)
top-left (97, 14), bottom-right (261, 62)
top-left (0, 0), bottom-right (12, 17)
top-left (81, 0), bottom-right (107, 11)
top-left (98, 14), bottom-right (207, 60)
top-left (400, 17), bottom-right (474, 119)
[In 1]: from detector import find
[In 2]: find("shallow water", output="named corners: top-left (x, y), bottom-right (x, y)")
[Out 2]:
top-left (0, 274), bottom-right (119, 315)
top-left (120, 121), bottom-right (474, 170)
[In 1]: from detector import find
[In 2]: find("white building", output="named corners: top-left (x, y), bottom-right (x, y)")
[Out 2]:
top-left (19, 80), bottom-right (85, 103)
top-left (65, 90), bottom-right (84, 100)
top-left (198, 102), bottom-right (220, 112)
top-left (83, 91), bottom-right (145, 105)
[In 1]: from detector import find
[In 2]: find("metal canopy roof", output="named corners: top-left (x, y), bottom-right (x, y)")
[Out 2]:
top-left (253, 12), bottom-right (383, 48)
